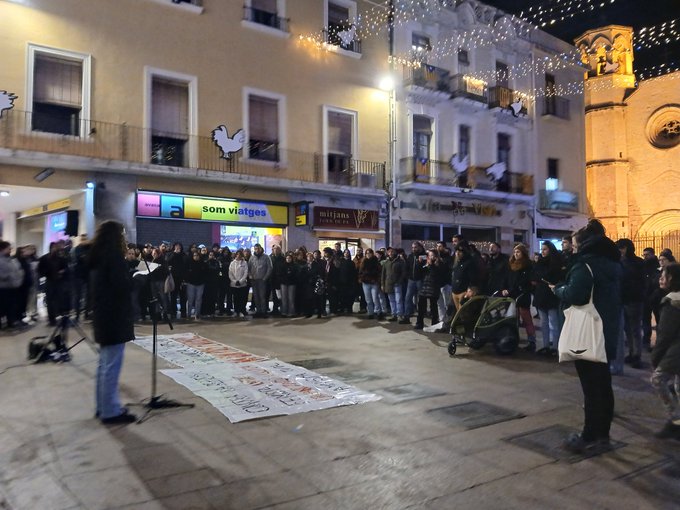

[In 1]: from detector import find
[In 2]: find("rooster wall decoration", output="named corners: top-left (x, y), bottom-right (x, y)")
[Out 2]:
top-left (337, 26), bottom-right (356, 47)
top-left (449, 153), bottom-right (469, 174)
top-left (212, 125), bottom-right (245, 159)
top-left (485, 161), bottom-right (507, 182)
top-left (508, 99), bottom-right (525, 118)
top-left (0, 91), bottom-right (17, 118)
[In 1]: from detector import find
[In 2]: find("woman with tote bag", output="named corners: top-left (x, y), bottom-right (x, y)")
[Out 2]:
top-left (553, 219), bottom-right (622, 454)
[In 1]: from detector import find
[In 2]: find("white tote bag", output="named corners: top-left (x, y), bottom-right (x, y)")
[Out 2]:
top-left (558, 263), bottom-right (607, 363)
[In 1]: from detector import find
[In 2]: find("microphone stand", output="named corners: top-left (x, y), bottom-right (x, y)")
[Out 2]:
top-left (128, 258), bottom-right (194, 423)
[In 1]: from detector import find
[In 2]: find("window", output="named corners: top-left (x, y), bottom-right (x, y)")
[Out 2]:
top-left (326, 1), bottom-right (357, 51)
top-left (31, 51), bottom-right (87, 136)
top-left (495, 61), bottom-right (509, 88)
top-left (546, 158), bottom-right (559, 190)
top-left (458, 49), bottom-right (469, 67)
top-left (248, 94), bottom-right (279, 161)
top-left (459, 125), bottom-right (470, 158)
top-left (151, 78), bottom-right (189, 166)
top-left (326, 109), bottom-right (354, 185)
top-left (497, 133), bottom-right (511, 171)
top-left (413, 115), bottom-right (432, 161)
top-left (244, 0), bottom-right (287, 31)
top-left (412, 33), bottom-right (431, 53)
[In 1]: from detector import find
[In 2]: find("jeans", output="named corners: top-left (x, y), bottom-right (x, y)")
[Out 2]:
top-left (388, 286), bottom-right (404, 317)
top-left (623, 302), bottom-right (643, 358)
top-left (362, 283), bottom-right (382, 315)
top-left (186, 283), bottom-right (204, 318)
top-left (651, 368), bottom-right (680, 422)
top-left (437, 284), bottom-right (452, 321)
top-left (280, 284), bottom-right (296, 316)
top-left (538, 308), bottom-right (560, 349)
top-left (574, 359), bottom-right (615, 441)
top-left (251, 279), bottom-right (268, 314)
top-left (404, 279), bottom-right (422, 317)
top-left (96, 343), bottom-right (126, 419)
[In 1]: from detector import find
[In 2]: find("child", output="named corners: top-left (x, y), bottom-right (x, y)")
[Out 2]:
top-left (650, 262), bottom-right (680, 439)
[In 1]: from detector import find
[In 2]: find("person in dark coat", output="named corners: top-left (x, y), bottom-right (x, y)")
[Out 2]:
top-left (279, 253), bottom-right (299, 317)
top-left (502, 244), bottom-right (536, 350)
top-left (338, 249), bottom-right (358, 314)
top-left (38, 241), bottom-right (70, 326)
top-left (168, 243), bottom-right (188, 318)
top-left (358, 248), bottom-right (384, 320)
top-left (185, 251), bottom-right (208, 320)
top-left (532, 241), bottom-right (565, 355)
top-left (650, 262), bottom-right (680, 439)
top-left (404, 242), bottom-right (426, 319)
top-left (381, 247), bottom-right (406, 322)
top-left (554, 219), bottom-right (622, 453)
top-left (616, 238), bottom-right (645, 368)
top-left (451, 244), bottom-right (478, 313)
top-left (486, 242), bottom-right (509, 296)
top-left (89, 220), bottom-right (136, 424)
top-left (303, 251), bottom-right (326, 318)
top-left (414, 250), bottom-right (440, 330)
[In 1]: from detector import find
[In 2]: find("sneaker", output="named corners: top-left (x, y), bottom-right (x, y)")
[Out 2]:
top-left (377, 313), bottom-right (386, 321)
top-left (398, 318), bottom-right (411, 325)
top-left (653, 421), bottom-right (680, 440)
top-left (562, 433), bottom-right (610, 454)
top-left (101, 410), bottom-right (137, 425)
top-left (388, 316), bottom-right (398, 322)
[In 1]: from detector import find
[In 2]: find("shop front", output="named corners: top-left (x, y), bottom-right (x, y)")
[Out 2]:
top-left (311, 205), bottom-right (384, 255)
top-left (135, 191), bottom-right (289, 250)
top-left (394, 191), bottom-right (533, 253)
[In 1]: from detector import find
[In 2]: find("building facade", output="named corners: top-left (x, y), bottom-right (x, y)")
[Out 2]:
top-left (389, 0), bottom-right (588, 253)
top-left (576, 25), bottom-right (680, 252)
top-left (0, 0), bottom-right (391, 253)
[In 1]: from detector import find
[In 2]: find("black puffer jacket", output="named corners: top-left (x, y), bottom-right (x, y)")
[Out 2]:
top-left (451, 255), bottom-right (477, 294)
top-left (620, 254), bottom-right (645, 304)
top-left (505, 262), bottom-right (533, 308)
top-left (419, 263), bottom-right (439, 298)
top-left (532, 255), bottom-right (563, 310)
top-left (651, 292), bottom-right (680, 372)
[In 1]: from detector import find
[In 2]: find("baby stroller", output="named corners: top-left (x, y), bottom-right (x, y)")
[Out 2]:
top-left (447, 294), bottom-right (520, 356)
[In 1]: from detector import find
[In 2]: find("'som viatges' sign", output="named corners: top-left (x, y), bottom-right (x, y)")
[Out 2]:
top-left (137, 192), bottom-right (288, 225)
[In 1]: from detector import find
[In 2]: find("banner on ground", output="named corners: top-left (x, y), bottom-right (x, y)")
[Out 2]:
top-left (132, 333), bottom-right (380, 423)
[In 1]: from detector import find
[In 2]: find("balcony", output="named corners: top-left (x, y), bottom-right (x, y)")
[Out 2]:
top-left (403, 64), bottom-right (451, 104)
top-left (317, 153), bottom-right (386, 189)
top-left (0, 110), bottom-right (386, 191)
top-left (323, 28), bottom-right (361, 54)
top-left (538, 189), bottom-right (579, 213)
top-left (449, 74), bottom-right (488, 106)
top-left (243, 6), bottom-right (289, 32)
top-left (540, 97), bottom-right (570, 120)
top-left (399, 157), bottom-right (534, 196)
top-left (488, 86), bottom-right (527, 115)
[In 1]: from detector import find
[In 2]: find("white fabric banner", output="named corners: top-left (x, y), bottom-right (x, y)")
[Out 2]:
top-left (133, 333), bottom-right (380, 423)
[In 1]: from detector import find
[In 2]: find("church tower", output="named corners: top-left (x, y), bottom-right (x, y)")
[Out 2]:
top-left (574, 26), bottom-right (636, 237)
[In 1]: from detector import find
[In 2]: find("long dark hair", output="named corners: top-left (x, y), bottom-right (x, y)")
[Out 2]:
top-left (663, 263), bottom-right (680, 292)
top-left (89, 220), bottom-right (126, 267)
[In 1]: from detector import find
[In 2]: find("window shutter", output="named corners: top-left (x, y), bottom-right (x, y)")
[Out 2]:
top-left (328, 111), bottom-right (352, 155)
top-left (249, 95), bottom-right (278, 142)
top-left (34, 54), bottom-right (83, 107)
top-left (152, 78), bottom-right (189, 138)
top-left (252, 0), bottom-right (276, 12)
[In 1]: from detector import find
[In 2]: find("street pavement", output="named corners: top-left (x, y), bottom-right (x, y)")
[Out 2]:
top-left (0, 313), bottom-right (679, 510)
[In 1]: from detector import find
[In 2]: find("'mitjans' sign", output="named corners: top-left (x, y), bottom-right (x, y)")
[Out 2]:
top-left (137, 192), bottom-right (288, 225)
top-left (313, 206), bottom-right (379, 231)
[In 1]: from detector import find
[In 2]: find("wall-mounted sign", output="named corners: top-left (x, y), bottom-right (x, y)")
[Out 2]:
top-left (294, 202), bottom-right (309, 226)
top-left (19, 198), bottom-right (71, 219)
top-left (400, 198), bottom-right (501, 217)
top-left (137, 192), bottom-right (288, 226)
top-left (313, 206), bottom-right (379, 231)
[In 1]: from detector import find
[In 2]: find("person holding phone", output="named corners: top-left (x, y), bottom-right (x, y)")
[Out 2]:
top-left (533, 241), bottom-right (565, 355)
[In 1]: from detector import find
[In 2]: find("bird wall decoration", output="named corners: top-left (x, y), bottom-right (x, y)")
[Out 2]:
top-left (212, 125), bottom-right (245, 159)
top-left (449, 153), bottom-right (469, 174)
top-left (485, 161), bottom-right (507, 181)
top-left (0, 91), bottom-right (17, 118)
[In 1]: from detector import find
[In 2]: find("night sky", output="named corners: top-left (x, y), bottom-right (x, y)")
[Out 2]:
top-left (483, 0), bottom-right (680, 77)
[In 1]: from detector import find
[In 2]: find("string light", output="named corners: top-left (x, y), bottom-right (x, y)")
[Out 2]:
top-left (634, 18), bottom-right (679, 50)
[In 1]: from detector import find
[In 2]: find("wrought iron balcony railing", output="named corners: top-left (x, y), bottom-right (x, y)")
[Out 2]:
top-left (540, 96), bottom-right (570, 120)
top-left (399, 157), bottom-right (534, 195)
top-left (0, 110), bottom-right (385, 190)
top-left (243, 6), bottom-right (289, 32)
top-left (404, 64), bottom-right (451, 93)
top-left (450, 74), bottom-right (488, 104)
top-left (488, 85), bottom-right (528, 115)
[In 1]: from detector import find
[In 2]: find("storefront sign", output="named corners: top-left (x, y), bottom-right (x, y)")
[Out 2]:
top-left (136, 192), bottom-right (288, 225)
top-left (294, 202), bottom-right (309, 226)
top-left (400, 199), bottom-right (501, 217)
top-left (313, 206), bottom-right (379, 231)
top-left (19, 198), bottom-right (71, 219)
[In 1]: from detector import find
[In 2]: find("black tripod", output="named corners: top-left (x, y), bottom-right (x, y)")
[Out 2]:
top-left (32, 315), bottom-right (98, 363)
top-left (128, 265), bottom-right (194, 423)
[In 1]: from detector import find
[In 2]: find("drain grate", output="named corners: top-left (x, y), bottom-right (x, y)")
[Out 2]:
top-left (287, 358), bottom-right (344, 370)
top-left (428, 401), bottom-right (525, 430)
top-left (378, 383), bottom-right (446, 403)
top-left (505, 424), bottom-right (625, 463)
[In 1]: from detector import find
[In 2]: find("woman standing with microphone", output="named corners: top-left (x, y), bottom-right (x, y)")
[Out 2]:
top-left (89, 221), bottom-right (136, 424)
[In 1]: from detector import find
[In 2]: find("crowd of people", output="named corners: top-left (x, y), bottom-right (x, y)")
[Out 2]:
top-left (1, 222), bottom-right (679, 439)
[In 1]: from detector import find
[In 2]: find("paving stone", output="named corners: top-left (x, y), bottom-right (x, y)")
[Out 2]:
top-left (145, 467), bottom-right (224, 498)
top-left (61, 466), bottom-right (153, 510)
top-left (3, 468), bottom-right (78, 510)
top-left (377, 383), bottom-right (447, 403)
top-left (505, 424), bottom-right (625, 463)
top-left (286, 358), bottom-right (344, 370)
top-left (327, 369), bottom-right (386, 383)
top-left (427, 400), bottom-right (525, 430)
